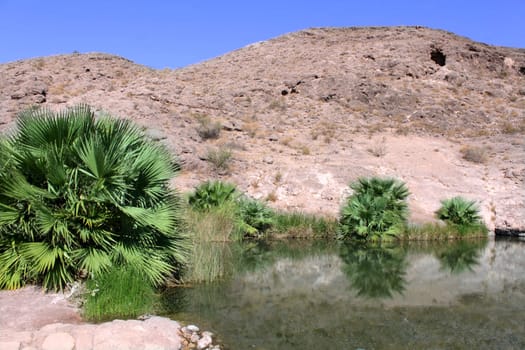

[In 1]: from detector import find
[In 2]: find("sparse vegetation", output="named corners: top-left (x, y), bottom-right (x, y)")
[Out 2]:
top-left (367, 137), bottom-right (387, 157)
top-left (500, 120), bottom-right (525, 134)
top-left (205, 146), bottom-right (232, 171)
top-left (460, 145), bottom-right (488, 163)
top-left (311, 122), bottom-right (337, 143)
top-left (273, 171), bottom-right (283, 184)
top-left (196, 114), bottom-right (222, 140)
top-left (266, 191), bottom-right (278, 202)
top-left (300, 145), bottom-right (311, 155)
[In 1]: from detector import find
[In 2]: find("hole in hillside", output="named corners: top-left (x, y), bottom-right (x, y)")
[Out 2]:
top-left (431, 49), bottom-right (446, 66)
top-left (519, 67), bottom-right (525, 75)
top-left (281, 90), bottom-right (289, 96)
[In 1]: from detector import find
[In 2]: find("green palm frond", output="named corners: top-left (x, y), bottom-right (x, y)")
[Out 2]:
top-left (0, 243), bottom-right (33, 289)
top-left (73, 247), bottom-right (112, 277)
top-left (0, 105), bottom-right (188, 290)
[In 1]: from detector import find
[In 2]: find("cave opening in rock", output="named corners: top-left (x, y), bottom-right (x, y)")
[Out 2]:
top-left (431, 49), bottom-right (446, 66)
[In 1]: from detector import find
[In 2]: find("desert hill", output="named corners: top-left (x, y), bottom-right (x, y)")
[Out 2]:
top-left (1, 26), bottom-right (524, 232)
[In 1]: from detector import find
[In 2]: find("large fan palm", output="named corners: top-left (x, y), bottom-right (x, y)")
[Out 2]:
top-left (0, 105), bottom-right (188, 290)
top-left (339, 177), bottom-right (409, 241)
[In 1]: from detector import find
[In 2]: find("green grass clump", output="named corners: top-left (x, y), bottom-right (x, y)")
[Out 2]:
top-left (83, 265), bottom-right (157, 322)
top-left (402, 222), bottom-right (487, 240)
top-left (271, 212), bottom-right (338, 238)
top-left (183, 202), bottom-right (241, 282)
top-left (184, 201), bottom-right (242, 242)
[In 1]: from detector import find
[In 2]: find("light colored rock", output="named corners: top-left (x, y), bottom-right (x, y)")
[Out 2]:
top-left (70, 326), bottom-right (95, 350)
top-left (201, 331), bottom-right (214, 338)
top-left (197, 334), bottom-right (213, 349)
top-left (0, 341), bottom-right (20, 350)
top-left (41, 332), bottom-right (75, 350)
top-left (190, 333), bottom-right (200, 343)
top-left (186, 324), bottom-right (200, 333)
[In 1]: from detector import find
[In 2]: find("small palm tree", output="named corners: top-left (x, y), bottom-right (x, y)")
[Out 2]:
top-left (339, 177), bottom-right (409, 241)
top-left (0, 105), bottom-right (188, 290)
top-left (435, 196), bottom-right (482, 226)
top-left (187, 181), bottom-right (237, 211)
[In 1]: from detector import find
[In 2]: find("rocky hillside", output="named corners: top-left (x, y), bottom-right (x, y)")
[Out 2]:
top-left (1, 26), bottom-right (524, 232)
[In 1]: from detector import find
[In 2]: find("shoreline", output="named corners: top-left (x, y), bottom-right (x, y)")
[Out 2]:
top-left (0, 286), bottom-right (220, 350)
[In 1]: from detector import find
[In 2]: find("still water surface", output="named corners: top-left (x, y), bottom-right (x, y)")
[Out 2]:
top-left (162, 238), bottom-right (525, 349)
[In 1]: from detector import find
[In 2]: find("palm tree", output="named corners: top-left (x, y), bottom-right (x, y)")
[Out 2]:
top-left (0, 105), bottom-right (188, 290)
top-left (435, 196), bottom-right (482, 226)
top-left (339, 177), bottom-right (409, 241)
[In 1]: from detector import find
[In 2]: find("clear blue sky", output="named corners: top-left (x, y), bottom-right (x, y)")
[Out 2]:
top-left (1, 0), bottom-right (524, 69)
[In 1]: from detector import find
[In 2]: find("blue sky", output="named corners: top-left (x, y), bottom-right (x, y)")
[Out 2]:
top-left (1, 1), bottom-right (524, 69)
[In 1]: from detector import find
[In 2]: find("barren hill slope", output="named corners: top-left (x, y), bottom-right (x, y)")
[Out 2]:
top-left (1, 26), bottom-right (524, 232)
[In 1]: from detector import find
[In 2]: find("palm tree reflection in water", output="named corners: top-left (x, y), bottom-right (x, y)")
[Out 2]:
top-left (435, 240), bottom-right (485, 274)
top-left (339, 242), bottom-right (407, 298)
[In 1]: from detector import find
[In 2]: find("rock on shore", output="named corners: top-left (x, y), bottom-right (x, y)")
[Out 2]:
top-left (1, 317), bottom-right (182, 350)
top-left (0, 316), bottom-right (221, 350)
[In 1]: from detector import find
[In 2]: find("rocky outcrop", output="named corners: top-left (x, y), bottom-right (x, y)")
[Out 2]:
top-left (0, 27), bottom-right (524, 231)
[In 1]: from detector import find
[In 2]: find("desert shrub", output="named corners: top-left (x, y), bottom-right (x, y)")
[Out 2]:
top-left (436, 197), bottom-right (481, 226)
top-left (187, 181), bottom-right (237, 211)
top-left (205, 146), bottom-right (232, 171)
top-left (196, 115), bottom-right (221, 140)
top-left (367, 137), bottom-right (387, 157)
top-left (339, 177), bottom-right (409, 241)
top-left (460, 145), bottom-right (488, 163)
top-left (83, 265), bottom-right (156, 321)
top-left (0, 105), bottom-right (188, 290)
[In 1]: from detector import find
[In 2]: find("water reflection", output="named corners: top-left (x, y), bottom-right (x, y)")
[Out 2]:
top-left (339, 242), bottom-right (407, 298)
top-left (162, 239), bottom-right (525, 350)
top-left (435, 240), bottom-right (485, 274)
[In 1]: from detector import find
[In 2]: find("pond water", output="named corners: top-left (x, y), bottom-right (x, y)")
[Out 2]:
top-left (161, 238), bottom-right (525, 349)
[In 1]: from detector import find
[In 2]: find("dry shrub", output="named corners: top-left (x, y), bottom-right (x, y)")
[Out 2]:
top-left (266, 191), bottom-right (278, 202)
top-left (243, 121), bottom-right (260, 138)
top-left (460, 145), bottom-right (488, 164)
top-left (206, 146), bottom-right (232, 171)
top-left (500, 121), bottom-right (525, 134)
top-left (367, 137), bottom-right (387, 157)
top-left (196, 115), bottom-right (221, 140)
